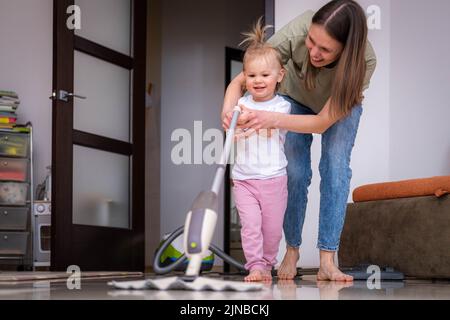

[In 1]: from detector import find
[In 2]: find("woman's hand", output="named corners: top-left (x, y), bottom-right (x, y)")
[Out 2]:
top-left (222, 104), bottom-right (277, 139)
top-left (234, 105), bottom-right (277, 139)
top-left (221, 106), bottom-right (253, 130)
top-left (238, 105), bottom-right (276, 129)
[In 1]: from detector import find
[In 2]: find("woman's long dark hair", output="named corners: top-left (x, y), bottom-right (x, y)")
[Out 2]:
top-left (305, 0), bottom-right (368, 118)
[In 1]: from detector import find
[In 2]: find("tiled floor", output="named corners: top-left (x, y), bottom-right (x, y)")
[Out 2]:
top-left (0, 274), bottom-right (449, 300)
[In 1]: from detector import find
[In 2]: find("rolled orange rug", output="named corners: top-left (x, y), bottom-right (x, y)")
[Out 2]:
top-left (352, 176), bottom-right (450, 202)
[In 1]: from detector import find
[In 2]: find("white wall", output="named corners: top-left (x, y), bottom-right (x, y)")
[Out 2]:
top-left (160, 0), bottom-right (265, 263)
top-left (275, 0), bottom-right (450, 268)
top-left (0, 0), bottom-right (53, 189)
top-left (389, 0), bottom-right (450, 179)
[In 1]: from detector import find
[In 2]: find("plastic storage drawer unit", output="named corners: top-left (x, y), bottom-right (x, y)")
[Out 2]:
top-left (0, 232), bottom-right (29, 255)
top-left (0, 132), bottom-right (29, 158)
top-left (0, 158), bottom-right (28, 182)
top-left (0, 182), bottom-right (28, 206)
top-left (0, 126), bottom-right (33, 270)
top-left (0, 207), bottom-right (28, 230)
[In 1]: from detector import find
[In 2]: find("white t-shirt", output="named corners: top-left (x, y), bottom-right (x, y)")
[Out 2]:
top-left (232, 95), bottom-right (291, 180)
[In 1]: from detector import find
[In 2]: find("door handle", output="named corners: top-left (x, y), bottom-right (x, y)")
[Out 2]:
top-left (49, 90), bottom-right (86, 102)
top-left (65, 92), bottom-right (87, 100)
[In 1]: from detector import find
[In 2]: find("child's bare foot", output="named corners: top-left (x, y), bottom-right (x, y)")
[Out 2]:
top-left (245, 269), bottom-right (273, 282)
top-left (261, 270), bottom-right (273, 282)
top-left (245, 270), bottom-right (263, 282)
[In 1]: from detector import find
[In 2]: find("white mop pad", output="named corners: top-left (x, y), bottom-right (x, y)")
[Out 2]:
top-left (108, 276), bottom-right (264, 292)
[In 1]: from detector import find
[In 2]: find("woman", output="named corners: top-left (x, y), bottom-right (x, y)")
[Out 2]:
top-left (222, 0), bottom-right (377, 281)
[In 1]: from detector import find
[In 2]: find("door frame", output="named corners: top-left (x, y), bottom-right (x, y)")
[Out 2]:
top-left (51, 0), bottom-right (146, 271)
top-left (223, 47), bottom-right (244, 273)
top-left (265, 0), bottom-right (275, 38)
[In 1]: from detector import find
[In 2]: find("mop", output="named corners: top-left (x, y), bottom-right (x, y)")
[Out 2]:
top-left (109, 106), bottom-right (264, 292)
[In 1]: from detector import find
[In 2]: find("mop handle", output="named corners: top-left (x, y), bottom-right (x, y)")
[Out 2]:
top-left (211, 106), bottom-right (241, 195)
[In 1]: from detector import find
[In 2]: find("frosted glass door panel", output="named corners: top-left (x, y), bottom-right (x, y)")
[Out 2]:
top-left (74, 51), bottom-right (131, 142)
top-left (73, 145), bottom-right (130, 229)
top-left (75, 0), bottom-right (131, 56)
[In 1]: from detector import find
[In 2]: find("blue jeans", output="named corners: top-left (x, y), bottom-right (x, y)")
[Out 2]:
top-left (281, 95), bottom-right (363, 251)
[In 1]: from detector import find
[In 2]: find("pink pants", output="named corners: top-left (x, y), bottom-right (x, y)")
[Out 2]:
top-left (232, 175), bottom-right (288, 271)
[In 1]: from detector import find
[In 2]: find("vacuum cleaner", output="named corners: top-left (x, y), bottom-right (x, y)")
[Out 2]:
top-left (109, 106), bottom-right (263, 291)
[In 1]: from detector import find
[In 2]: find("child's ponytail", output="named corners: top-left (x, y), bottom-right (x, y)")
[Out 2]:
top-left (239, 17), bottom-right (271, 49)
top-left (239, 17), bottom-right (283, 70)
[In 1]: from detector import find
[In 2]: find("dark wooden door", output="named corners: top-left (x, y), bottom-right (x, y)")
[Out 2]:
top-left (51, 0), bottom-right (146, 271)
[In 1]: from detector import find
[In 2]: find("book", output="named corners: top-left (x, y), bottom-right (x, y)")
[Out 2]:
top-left (0, 106), bottom-right (17, 112)
top-left (0, 101), bottom-right (18, 107)
top-left (0, 90), bottom-right (18, 99)
top-left (0, 96), bottom-right (20, 103)
top-left (0, 112), bottom-right (17, 118)
top-left (0, 90), bottom-right (20, 129)
top-left (0, 117), bottom-right (16, 124)
top-left (0, 125), bottom-right (30, 133)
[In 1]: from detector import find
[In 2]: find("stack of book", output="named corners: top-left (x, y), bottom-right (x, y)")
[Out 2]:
top-left (0, 90), bottom-right (19, 130)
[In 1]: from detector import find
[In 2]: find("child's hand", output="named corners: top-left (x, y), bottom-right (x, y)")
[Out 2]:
top-left (222, 111), bottom-right (233, 131)
top-left (234, 128), bottom-right (257, 140)
top-left (237, 105), bottom-right (277, 131)
top-left (237, 105), bottom-right (252, 125)
top-left (233, 128), bottom-right (246, 141)
top-left (258, 128), bottom-right (275, 138)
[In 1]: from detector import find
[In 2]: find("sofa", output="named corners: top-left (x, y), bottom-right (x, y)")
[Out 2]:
top-left (339, 176), bottom-right (450, 279)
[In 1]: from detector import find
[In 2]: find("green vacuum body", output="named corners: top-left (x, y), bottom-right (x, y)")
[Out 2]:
top-left (156, 233), bottom-right (214, 272)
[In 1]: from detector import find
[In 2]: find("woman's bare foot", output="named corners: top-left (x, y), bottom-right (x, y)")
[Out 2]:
top-left (317, 250), bottom-right (353, 282)
top-left (277, 246), bottom-right (299, 280)
top-left (277, 279), bottom-right (297, 299)
top-left (316, 281), bottom-right (353, 299)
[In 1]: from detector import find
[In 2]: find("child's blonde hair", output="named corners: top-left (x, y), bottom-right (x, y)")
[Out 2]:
top-left (240, 17), bottom-right (284, 71)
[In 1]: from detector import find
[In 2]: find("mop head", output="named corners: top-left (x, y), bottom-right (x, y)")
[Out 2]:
top-left (108, 276), bottom-right (264, 292)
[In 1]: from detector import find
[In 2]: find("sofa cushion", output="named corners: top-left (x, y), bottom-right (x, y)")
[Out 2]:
top-left (353, 176), bottom-right (450, 203)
